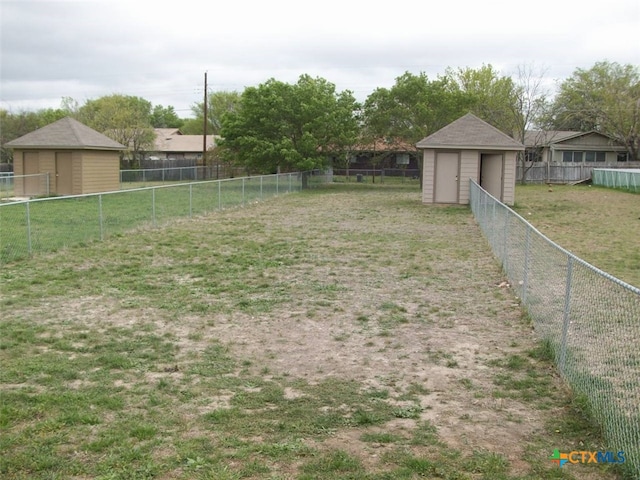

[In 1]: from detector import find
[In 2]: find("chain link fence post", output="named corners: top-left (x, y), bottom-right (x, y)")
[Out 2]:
top-left (98, 194), bottom-right (104, 241)
top-left (25, 202), bottom-right (32, 256)
top-left (559, 256), bottom-right (573, 376)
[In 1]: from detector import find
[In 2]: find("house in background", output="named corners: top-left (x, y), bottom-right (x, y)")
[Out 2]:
top-left (521, 130), bottom-right (636, 183)
top-left (417, 113), bottom-right (524, 206)
top-left (330, 138), bottom-right (419, 175)
top-left (147, 128), bottom-right (217, 165)
top-left (4, 117), bottom-right (124, 196)
top-left (524, 130), bottom-right (629, 164)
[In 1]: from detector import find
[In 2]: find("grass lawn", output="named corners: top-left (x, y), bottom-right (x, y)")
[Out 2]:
top-left (0, 175), bottom-right (302, 264)
top-left (0, 183), bottom-right (628, 479)
top-left (513, 184), bottom-right (640, 289)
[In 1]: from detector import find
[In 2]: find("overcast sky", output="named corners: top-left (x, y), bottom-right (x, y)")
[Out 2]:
top-left (1, 0), bottom-right (639, 118)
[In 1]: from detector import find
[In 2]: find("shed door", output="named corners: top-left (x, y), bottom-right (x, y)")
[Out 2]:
top-left (23, 152), bottom-right (40, 196)
top-left (434, 153), bottom-right (459, 203)
top-left (480, 154), bottom-right (503, 200)
top-left (55, 152), bottom-right (73, 195)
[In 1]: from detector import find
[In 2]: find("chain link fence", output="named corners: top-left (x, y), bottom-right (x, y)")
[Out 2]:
top-left (0, 172), bottom-right (50, 199)
top-left (0, 171), bottom-right (330, 264)
top-left (470, 179), bottom-right (640, 478)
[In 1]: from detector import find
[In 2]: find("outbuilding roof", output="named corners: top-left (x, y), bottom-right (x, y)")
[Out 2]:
top-left (416, 113), bottom-right (524, 150)
top-left (4, 117), bottom-right (125, 150)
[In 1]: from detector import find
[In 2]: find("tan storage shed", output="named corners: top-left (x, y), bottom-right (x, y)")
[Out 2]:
top-left (416, 113), bottom-right (524, 206)
top-left (5, 117), bottom-right (125, 197)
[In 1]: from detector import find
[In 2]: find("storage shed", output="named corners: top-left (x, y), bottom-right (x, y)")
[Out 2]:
top-left (416, 113), bottom-right (524, 206)
top-left (5, 117), bottom-right (125, 196)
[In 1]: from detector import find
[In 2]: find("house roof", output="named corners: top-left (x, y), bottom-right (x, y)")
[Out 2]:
top-left (416, 113), bottom-right (524, 150)
top-left (352, 138), bottom-right (417, 153)
top-left (152, 128), bottom-right (216, 153)
top-left (4, 117), bottom-right (125, 150)
top-left (523, 130), bottom-right (622, 147)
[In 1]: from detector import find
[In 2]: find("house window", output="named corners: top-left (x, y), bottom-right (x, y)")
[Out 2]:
top-left (563, 151), bottom-right (583, 162)
top-left (525, 148), bottom-right (542, 162)
top-left (585, 151), bottom-right (606, 162)
top-left (617, 152), bottom-right (628, 162)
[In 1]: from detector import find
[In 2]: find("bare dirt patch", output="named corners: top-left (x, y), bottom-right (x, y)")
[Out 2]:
top-left (2, 185), bottom-right (618, 479)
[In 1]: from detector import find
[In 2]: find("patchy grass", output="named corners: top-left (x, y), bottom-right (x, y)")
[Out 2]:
top-left (0, 174), bottom-right (305, 264)
top-left (0, 183), bottom-right (626, 479)
top-left (513, 184), bottom-right (640, 288)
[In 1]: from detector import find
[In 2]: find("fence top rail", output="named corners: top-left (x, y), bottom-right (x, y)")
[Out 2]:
top-left (0, 172), bottom-right (305, 208)
top-left (593, 168), bottom-right (640, 173)
top-left (121, 167), bottom-right (195, 173)
top-left (5, 173), bottom-right (46, 178)
top-left (470, 179), bottom-right (640, 296)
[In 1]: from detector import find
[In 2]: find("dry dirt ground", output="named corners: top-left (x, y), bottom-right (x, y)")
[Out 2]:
top-left (4, 184), bottom-right (619, 479)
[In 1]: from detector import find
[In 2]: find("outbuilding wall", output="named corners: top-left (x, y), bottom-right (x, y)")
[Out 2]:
top-left (421, 148), bottom-right (517, 206)
top-left (81, 151), bottom-right (120, 193)
top-left (459, 150), bottom-right (480, 204)
top-left (421, 149), bottom-right (435, 204)
top-left (11, 149), bottom-right (120, 196)
top-left (502, 151), bottom-right (517, 205)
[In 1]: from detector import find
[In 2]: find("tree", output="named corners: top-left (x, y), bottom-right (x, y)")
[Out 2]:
top-left (545, 61), bottom-right (640, 160)
top-left (150, 105), bottom-right (183, 128)
top-left (447, 64), bottom-right (519, 135)
top-left (78, 94), bottom-right (155, 168)
top-left (219, 75), bottom-right (359, 173)
top-left (362, 72), bottom-right (472, 185)
top-left (362, 72), bottom-right (471, 145)
top-left (447, 64), bottom-right (552, 183)
top-left (510, 64), bottom-right (551, 183)
top-left (188, 91), bottom-right (242, 136)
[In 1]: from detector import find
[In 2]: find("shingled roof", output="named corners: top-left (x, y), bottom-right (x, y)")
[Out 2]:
top-left (152, 128), bottom-right (216, 153)
top-left (416, 113), bottom-right (524, 150)
top-left (4, 117), bottom-right (125, 150)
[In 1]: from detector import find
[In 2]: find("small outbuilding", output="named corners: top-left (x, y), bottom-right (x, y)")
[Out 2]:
top-left (416, 113), bottom-right (524, 206)
top-left (5, 117), bottom-right (125, 196)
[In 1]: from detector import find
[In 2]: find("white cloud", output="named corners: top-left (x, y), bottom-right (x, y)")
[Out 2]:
top-left (1, 0), bottom-right (638, 116)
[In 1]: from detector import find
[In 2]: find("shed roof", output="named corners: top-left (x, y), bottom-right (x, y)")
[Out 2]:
top-left (416, 113), bottom-right (524, 150)
top-left (4, 117), bottom-right (125, 150)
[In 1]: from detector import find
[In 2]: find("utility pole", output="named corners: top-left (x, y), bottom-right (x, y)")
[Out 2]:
top-left (202, 72), bottom-right (208, 175)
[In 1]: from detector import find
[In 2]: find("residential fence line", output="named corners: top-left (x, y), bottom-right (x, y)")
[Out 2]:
top-left (332, 168), bottom-right (420, 182)
top-left (469, 179), bottom-right (640, 478)
top-left (0, 171), bottom-right (331, 264)
top-left (120, 165), bottom-right (248, 187)
top-left (517, 163), bottom-right (640, 184)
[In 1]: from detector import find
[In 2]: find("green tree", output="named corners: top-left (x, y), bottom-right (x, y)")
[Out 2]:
top-left (189, 91), bottom-right (242, 135)
top-left (447, 64), bottom-right (519, 135)
top-left (219, 75), bottom-right (359, 173)
top-left (545, 61), bottom-right (640, 160)
top-left (362, 71), bottom-right (471, 145)
top-left (78, 94), bottom-right (155, 167)
top-left (362, 72), bottom-right (471, 185)
top-left (178, 117), bottom-right (205, 135)
top-left (150, 105), bottom-right (183, 128)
